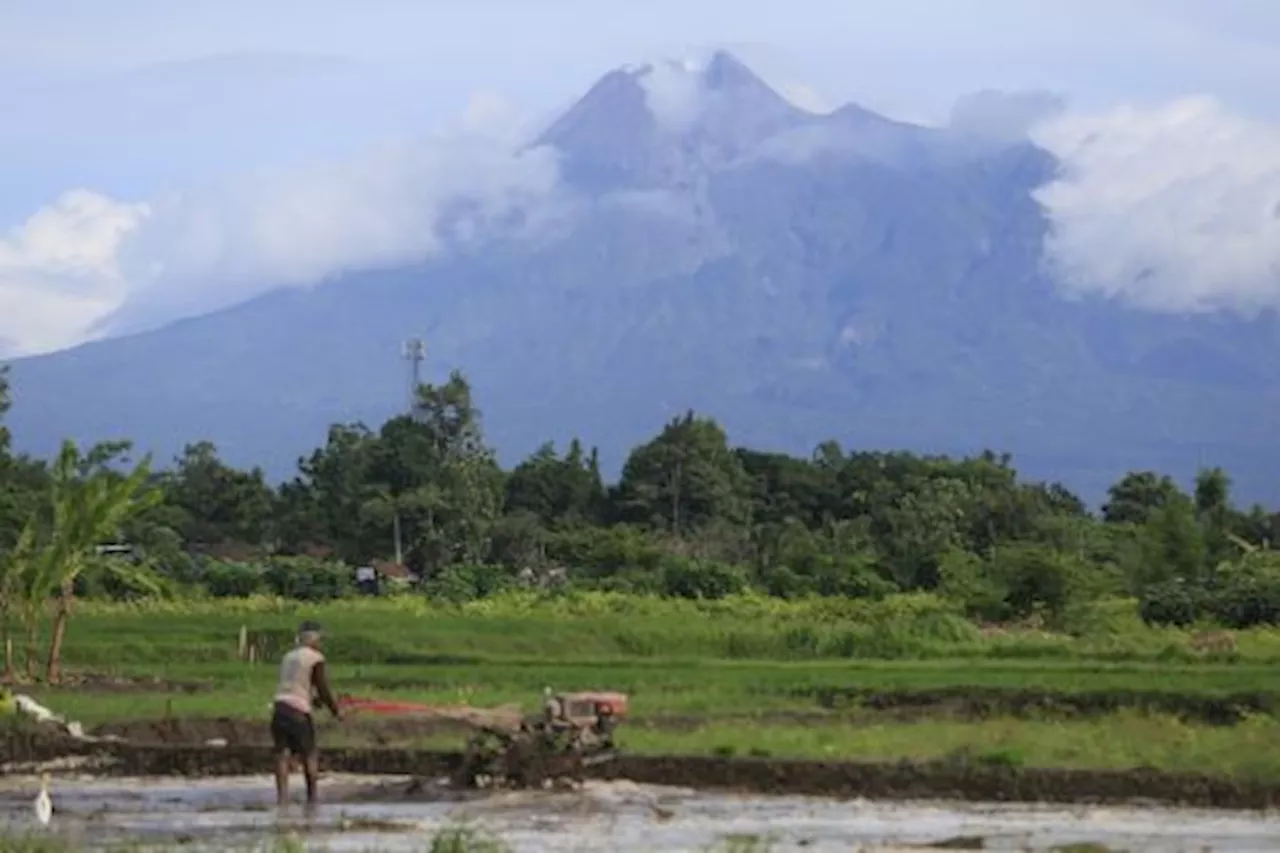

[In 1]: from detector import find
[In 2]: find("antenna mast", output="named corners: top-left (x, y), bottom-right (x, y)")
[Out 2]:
top-left (401, 338), bottom-right (426, 418)
top-left (392, 337), bottom-right (427, 567)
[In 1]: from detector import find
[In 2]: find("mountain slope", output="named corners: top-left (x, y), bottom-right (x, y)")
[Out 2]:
top-left (7, 52), bottom-right (1280, 504)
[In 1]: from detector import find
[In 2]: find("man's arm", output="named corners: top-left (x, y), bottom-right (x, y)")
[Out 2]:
top-left (311, 661), bottom-right (342, 718)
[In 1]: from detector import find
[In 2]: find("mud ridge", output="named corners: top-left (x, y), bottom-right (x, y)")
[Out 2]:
top-left (92, 715), bottom-right (471, 746)
top-left (784, 686), bottom-right (1280, 725)
top-left (5, 738), bottom-right (1278, 811)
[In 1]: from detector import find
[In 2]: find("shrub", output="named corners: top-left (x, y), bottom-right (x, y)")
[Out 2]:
top-left (202, 560), bottom-right (265, 598)
top-left (261, 556), bottom-right (353, 602)
top-left (1139, 580), bottom-right (1203, 627)
top-left (659, 555), bottom-right (750, 600)
top-left (423, 563), bottom-right (517, 602)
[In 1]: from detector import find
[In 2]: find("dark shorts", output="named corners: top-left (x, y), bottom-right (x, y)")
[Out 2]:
top-left (270, 702), bottom-right (316, 757)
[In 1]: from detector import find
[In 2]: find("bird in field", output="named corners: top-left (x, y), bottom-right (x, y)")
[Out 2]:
top-left (34, 773), bottom-right (52, 826)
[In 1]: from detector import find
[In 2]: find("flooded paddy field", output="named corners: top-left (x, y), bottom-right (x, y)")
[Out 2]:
top-left (8, 668), bottom-right (1280, 850)
top-left (0, 774), bottom-right (1277, 852)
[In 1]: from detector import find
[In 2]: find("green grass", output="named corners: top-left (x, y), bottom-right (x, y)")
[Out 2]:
top-left (30, 651), bottom-right (1280, 729)
top-left (623, 711), bottom-right (1280, 779)
top-left (22, 591), bottom-right (1273, 726)
top-left (23, 592), bottom-right (1280, 723)
top-left (29, 658), bottom-right (1280, 729)
top-left (51, 592), bottom-right (1280, 668)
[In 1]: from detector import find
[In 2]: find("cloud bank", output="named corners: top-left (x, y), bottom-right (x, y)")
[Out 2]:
top-left (0, 191), bottom-right (148, 355)
top-left (1031, 96), bottom-right (1280, 314)
top-left (0, 99), bottom-right (560, 357)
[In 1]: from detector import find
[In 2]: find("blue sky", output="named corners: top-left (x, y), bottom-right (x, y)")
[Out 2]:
top-left (2, 0), bottom-right (1279, 356)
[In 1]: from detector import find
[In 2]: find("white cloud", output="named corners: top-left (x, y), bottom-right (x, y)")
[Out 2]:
top-left (0, 191), bottom-right (148, 355)
top-left (636, 59), bottom-right (706, 133)
top-left (0, 110), bottom-right (561, 357)
top-left (1032, 96), bottom-right (1280, 314)
top-left (776, 82), bottom-right (831, 115)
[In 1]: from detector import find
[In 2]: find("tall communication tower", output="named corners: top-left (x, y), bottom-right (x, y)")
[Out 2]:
top-left (394, 337), bottom-right (426, 567)
top-left (401, 338), bottom-right (426, 418)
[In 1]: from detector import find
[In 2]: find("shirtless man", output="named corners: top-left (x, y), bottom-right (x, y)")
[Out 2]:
top-left (270, 620), bottom-right (342, 806)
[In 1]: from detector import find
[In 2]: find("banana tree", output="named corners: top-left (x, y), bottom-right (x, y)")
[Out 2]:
top-left (11, 510), bottom-right (64, 680)
top-left (10, 440), bottom-right (160, 682)
top-left (49, 441), bottom-right (159, 682)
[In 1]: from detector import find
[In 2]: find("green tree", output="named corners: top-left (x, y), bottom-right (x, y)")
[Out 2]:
top-left (505, 439), bottom-right (605, 526)
top-left (1193, 466), bottom-right (1236, 566)
top-left (366, 372), bottom-right (504, 575)
top-left (0, 366), bottom-right (41, 550)
top-left (614, 411), bottom-right (751, 534)
top-left (871, 476), bottom-right (972, 589)
top-left (736, 448), bottom-right (836, 530)
top-left (1131, 494), bottom-right (1208, 588)
top-left (163, 441), bottom-right (276, 545)
top-left (989, 543), bottom-right (1093, 623)
top-left (1102, 471), bottom-right (1183, 525)
top-left (288, 424), bottom-right (380, 561)
top-left (0, 365), bottom-right (9, 455)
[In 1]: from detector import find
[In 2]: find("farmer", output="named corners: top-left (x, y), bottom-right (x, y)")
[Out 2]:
top-left (270, 620), bottom-right (342, 806)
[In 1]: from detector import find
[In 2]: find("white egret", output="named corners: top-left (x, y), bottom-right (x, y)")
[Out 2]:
top-left (34, 772), bottom-right (52, 826)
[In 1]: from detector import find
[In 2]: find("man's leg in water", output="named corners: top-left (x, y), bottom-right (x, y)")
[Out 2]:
top-left (270, 706), bottom-right (294, 806)
top-left (274, 750), bottom-right (292, 805)
top-left (303, 752), bottom-right (320, 804)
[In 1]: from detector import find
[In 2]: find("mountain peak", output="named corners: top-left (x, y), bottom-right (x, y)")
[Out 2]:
top-left (701, 50), bottom-right (768, 93)
top-left (535, 50), bottom-right (806, 190)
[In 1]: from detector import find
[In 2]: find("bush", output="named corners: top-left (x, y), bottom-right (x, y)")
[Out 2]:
top-left (202, 560), bottom-right (265, 598)
top-left (423, 563), bottom-right (517, 602)
top-left (261, 557), bottom-right (353, 602)
top-left (585, 568), bottom-right (663, 595)
top-left (763, 553), bottom-right (896, 600)
top-left (1139, 553), bottom-right (1280, 629)
top-left (1139, 580), bottom-right (1204, 627)
top-left (991, 544), bottom-right (1091, 622)
top-left (659, 555), bottom-right (749, 600)
top-left (1061, 596), bottom-right (1147, 637)
top-left (937, 548), bottom-right (1008, 621)
top-left (1206, 576), bottom-right (1280, 629)
top-left (544, 523), bottom-right (664, 579)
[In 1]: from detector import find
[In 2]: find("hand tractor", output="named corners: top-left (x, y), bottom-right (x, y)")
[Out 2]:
top-left (456, 689), bottom-right (627, 789)
top-left (339, 688), bottom-right (628, 790)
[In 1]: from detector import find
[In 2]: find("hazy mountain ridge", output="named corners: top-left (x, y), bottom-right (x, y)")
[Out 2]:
top-left (7, 51), bottom-right (1279, 505)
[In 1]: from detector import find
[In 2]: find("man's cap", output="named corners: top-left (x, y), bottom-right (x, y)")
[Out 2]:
top-left (298, 620), bottom-right (324, 635)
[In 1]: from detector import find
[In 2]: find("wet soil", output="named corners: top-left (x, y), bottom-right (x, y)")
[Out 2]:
top-left (783, 686), bottom-right (1280, 725)
top-left (93, 715), bottom-right (473, 746)
top-left (5, 723), bottom-right (1279, 811)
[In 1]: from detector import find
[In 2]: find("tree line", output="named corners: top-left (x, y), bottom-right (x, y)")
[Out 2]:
top-left (2, 365), bottom-right (1279, 679)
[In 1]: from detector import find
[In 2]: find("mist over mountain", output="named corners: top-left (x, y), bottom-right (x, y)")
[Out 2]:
top-left (6, 51), bottom-right (1279, 505)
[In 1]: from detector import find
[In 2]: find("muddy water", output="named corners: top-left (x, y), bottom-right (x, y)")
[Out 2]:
top-left (0, 774), bottom-right (1277, 852)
